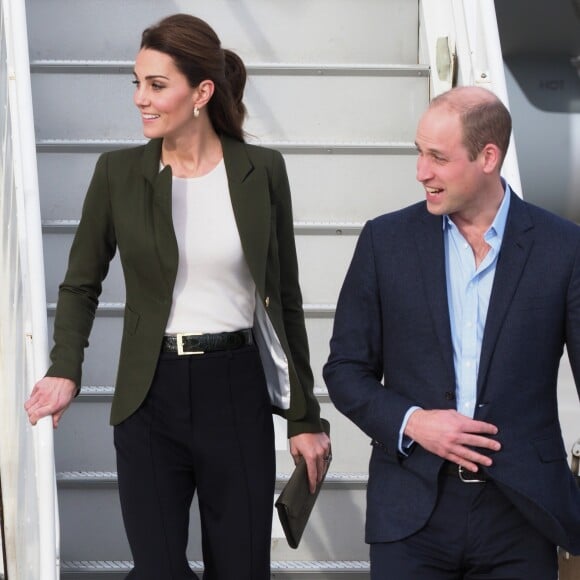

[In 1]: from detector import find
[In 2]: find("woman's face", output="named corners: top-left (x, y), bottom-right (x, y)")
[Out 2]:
top-left (133, 48), bottom-right (198, 141)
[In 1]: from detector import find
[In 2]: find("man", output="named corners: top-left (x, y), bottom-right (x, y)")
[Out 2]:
top-left (323, 86), bottom-right (580, 579)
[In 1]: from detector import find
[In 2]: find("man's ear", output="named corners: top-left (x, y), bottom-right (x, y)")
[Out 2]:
top-left (480, 143), bottom-right (502, 174)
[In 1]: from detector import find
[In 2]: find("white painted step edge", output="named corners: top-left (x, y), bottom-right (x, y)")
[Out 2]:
top-left (56, 471), bottom-right (368, 490)
top-left (60, 559), bottom-right (370, 573)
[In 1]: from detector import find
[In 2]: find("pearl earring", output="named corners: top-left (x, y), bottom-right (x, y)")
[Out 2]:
top-left (193, 107), bottom-right (200, 118)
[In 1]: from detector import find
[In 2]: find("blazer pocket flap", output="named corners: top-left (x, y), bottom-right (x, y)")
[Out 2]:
top-left (533, 435), bottom-right (567, 463)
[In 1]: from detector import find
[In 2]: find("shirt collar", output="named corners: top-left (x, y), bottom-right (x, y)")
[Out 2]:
top-left (442, 179), bottom-right (511, 243)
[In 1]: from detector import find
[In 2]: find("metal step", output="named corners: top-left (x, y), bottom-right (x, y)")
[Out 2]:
top-left (31, 70), bottom-right (427, 143)
top-left (53, 389), bottom-right (372, 475)
top-left (45, 307), bottom-right (341, 391)
top-left (44, 312), bottom-right (349, 408)
top-left (26, 0), bottom-right (426, 573)
top-left (36, 138), bottom-right (417, 154)
top-left (56, 472), bottom-right (368, 562)
top-left (26, 0), bottom-right (419, 67)
top-left (43, 224), bottom-right (357, 306)
top-left (56, 470), bottom-right (368, 490)
top-left (60, 559), bottom-right (370, 578)
top-left (36, 145), bottom-right (423, 226)
top-left (47, 302), bottom-right (337, 317)
top-left (75, 384), bottom-right (332, 405)
top-left (30, 59), bottom-right (427, 77)
top-left (42, 219), bottom-right (364, 236)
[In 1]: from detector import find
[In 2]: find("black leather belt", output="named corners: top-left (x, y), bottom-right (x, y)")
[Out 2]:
top-left (162, 329), bottom-right (253, 355)
top-left (443, 461), bottom-right (488, 483)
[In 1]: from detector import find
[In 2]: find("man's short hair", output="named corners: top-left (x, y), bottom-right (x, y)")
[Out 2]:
top-left (431, 88), bottom-right (512, 166)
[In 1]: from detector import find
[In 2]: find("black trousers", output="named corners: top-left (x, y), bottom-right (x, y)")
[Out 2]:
top-left (114, 345), bottom-right (275, 580)
top-left (370, 473), bottom-right (558, 580)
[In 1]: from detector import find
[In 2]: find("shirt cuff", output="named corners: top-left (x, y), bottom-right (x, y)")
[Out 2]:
top-left (398, 405), bottom-right (422, 455)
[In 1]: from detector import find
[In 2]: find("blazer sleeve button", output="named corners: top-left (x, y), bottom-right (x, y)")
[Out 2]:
top-left (444, 391), bottom-right (455, 401)
top-left (265, 296), bottom-right (270, 308)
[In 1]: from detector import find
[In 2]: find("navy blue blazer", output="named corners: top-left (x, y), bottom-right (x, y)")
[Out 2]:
top-left (324, 191), bottom-right (580, 553)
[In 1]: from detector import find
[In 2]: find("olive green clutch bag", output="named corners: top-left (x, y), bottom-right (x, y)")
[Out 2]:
top-left (275, 419), bottom-right (331, 549)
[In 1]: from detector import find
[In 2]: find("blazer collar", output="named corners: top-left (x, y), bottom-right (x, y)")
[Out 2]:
top-left (140, 139), bottom-right (177, 293)
top-left (221, 136), bottom-right (270, 296)
top-left (414, 206), bottom-right (456, 385)
top-left (221, 135), bottom-right (254, 183)
top-left (477, 191), bottom-right (535, 392)
top-left (139, 136), bottom-right (271, 297)
top-left (141, 138), bottom-right (168, 185)
top-left (139, 135), bottom-right (255, 183)
top-left (139, 136), bottom-right (253, 180)
top-left (411, 192), bottom-right (535, 396)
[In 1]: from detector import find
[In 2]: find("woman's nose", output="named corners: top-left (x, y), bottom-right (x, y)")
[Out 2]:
top-left (134, 86), bottom-right (148, 107)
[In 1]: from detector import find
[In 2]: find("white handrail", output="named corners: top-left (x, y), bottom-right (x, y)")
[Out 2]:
top-left (456, 0), bottom-right (522, 194)
top-left (419, 0), bottom-right (522, 194)
top-left (0, 0), bottom-right (59, 578)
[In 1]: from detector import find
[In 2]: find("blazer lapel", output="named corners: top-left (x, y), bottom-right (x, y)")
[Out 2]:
top-left (477, 193), bottom-right (535, 393)
top-left (138, 137), bottom-right (271, 298)
top-left (414, 209), bottom-right (455, 384)
top-left (142, 139), bottom-right (178, 293)
top-left (222, 137), bottom-right (270, 297)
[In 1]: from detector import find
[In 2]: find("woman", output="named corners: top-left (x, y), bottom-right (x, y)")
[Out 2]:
top-left (25, 13), bottom-right (330, 579)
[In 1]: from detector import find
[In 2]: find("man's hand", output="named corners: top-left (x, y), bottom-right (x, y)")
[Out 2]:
top-left (289, 431), bottom-right (332, 493)
top-left (24, 376), bottom-right (77, 429)
top-left (405, 409), bottom-right (500, 472)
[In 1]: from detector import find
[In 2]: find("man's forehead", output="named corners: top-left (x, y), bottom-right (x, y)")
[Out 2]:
top-left (417, 108), bottom-right (461, 140)
top-left (424, 102), bottom-right (460, 122)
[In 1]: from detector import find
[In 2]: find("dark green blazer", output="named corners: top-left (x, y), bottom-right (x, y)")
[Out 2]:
top-left (46, 136), bottom-right (323, 436)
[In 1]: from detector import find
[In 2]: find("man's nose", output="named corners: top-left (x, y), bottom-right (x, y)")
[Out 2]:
top-left (416, 156), bottom-right (432, 182)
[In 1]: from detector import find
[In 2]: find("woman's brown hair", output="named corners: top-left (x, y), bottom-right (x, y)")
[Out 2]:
top-left (141, 13), bottom-right (247, 141)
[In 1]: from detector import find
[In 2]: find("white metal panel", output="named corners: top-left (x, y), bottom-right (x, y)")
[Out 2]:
top-left (276, 401), bottom-right (373, 474)
top-left (26, 0), bottom-right (419, 65)
top-left (286, 153), bottom-right (424, 222)
top-left (37, 153), bottom-right (98, 220)
top-left (57, 480), bottom-right (367, 562)
top-left (296, 236), bottom-right (357, 305)
top-left (270, 487), bottom-right (367, 561)
top-left (53, 400), bottom-right (116, 473)
top-left (53, 394), bottom-right (373, 475)
top-left (245, 74), bottom-right (427, 143)
top-left (38, 151), bottom-right (424, 223)
top-left (304, 318), bottom-right (335, 392)
top-left (31, 72), bottom-right (429, 143)
top-left (57, 487), bottom-right (139, 561)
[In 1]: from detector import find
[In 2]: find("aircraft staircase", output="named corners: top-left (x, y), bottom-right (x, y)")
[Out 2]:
top-left (26, 0), bottom-right (425, 577)
top-left (10, 0), bottom-right (578, 578)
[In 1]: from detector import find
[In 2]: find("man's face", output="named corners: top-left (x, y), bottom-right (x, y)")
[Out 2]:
top-left (415, 105), bottom-right (486, 220)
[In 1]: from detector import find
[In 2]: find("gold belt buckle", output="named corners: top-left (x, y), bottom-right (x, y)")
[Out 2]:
top-left (176, 332), bottom-right (204, 356)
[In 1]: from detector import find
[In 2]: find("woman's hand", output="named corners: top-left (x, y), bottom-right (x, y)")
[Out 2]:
top-left (24, 376), bottom-right (77, 428)
top-left (289, 431), bottom-right (332, 493)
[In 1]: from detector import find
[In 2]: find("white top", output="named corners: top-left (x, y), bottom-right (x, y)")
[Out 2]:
top-left (164, 159), bottom-right (256, 334)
